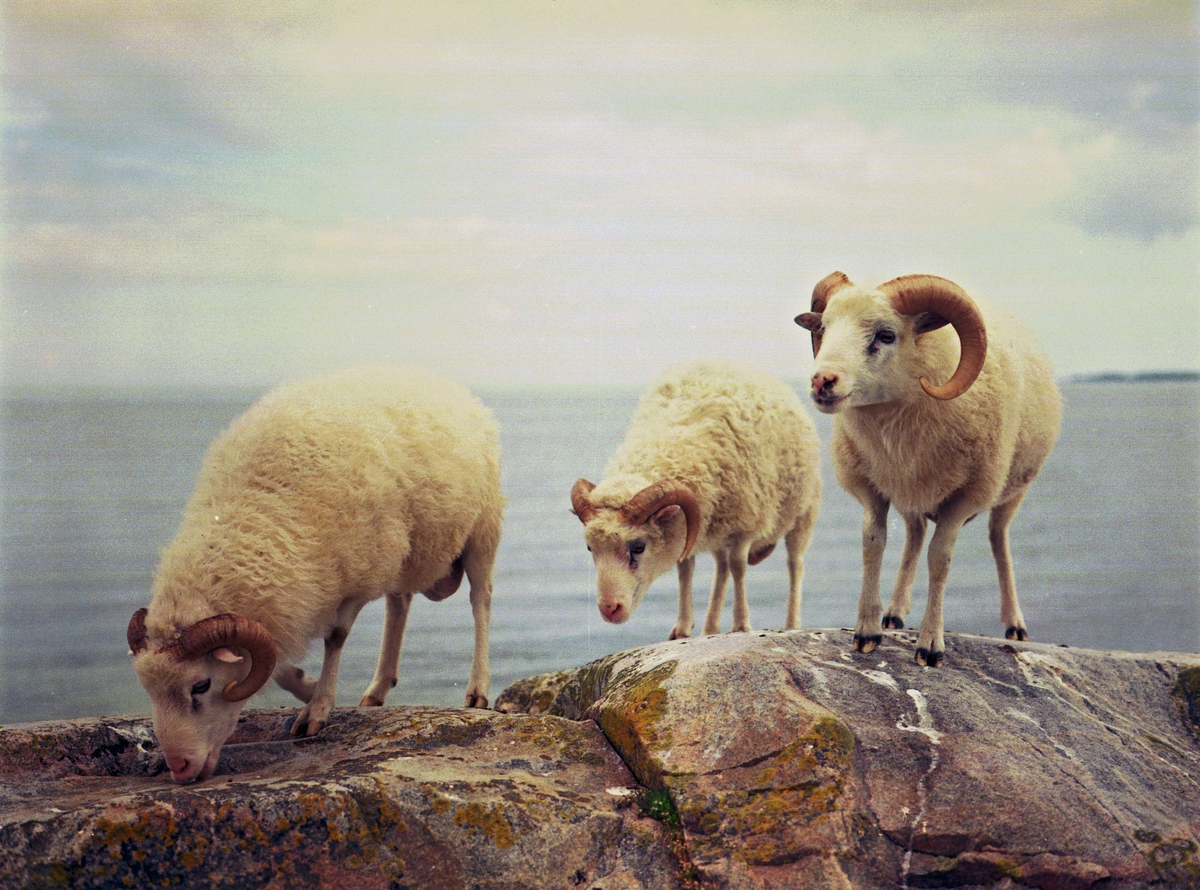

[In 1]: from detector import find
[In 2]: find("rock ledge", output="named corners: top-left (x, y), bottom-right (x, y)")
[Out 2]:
top-left (2, 629), bottom-right (1198, 889)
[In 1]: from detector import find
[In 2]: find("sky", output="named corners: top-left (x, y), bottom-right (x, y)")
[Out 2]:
top-left (3, 0), bottom-right (1198, 389)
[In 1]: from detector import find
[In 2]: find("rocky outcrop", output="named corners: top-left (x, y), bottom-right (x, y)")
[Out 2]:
top-left (2, 630), bottom-right (1198, 889)
top-left (498, 629), bottom-right (1200, 890)
top-left (0, 706), bottom-right (685, 889)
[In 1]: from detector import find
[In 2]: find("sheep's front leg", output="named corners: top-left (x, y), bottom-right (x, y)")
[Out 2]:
top-left (292, 597), bottom-right (368, 737)
top-left (989, 492), bottom-right (1029, 641)
top-left (915, 506), bottom-right (970, 667)
top-left (729, 542), bottom-right (753, 632)
top-left (702, 550), bottom-right (731, 635)
top-left (359, 591), bottom-right (415, 707)
top-left (669, 555), bottom-right (696, 640)
top-left (883, 512), bottom-right (927, 630)
top-left (854, 491), bottom-right (890, 653)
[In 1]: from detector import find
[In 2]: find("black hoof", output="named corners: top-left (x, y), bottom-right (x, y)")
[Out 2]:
top-left (915, 647), bottom-right (943, 667)
top-left (882, 615), bottom-right (905, 630)
top-left (853, 634), bottom-right (882, 653)
top-left (1005, 626), bottom-right (1028, 642)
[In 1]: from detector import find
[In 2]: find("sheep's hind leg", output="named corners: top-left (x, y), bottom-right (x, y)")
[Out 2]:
top-left (274, 662), bottom-right (316, 704)
top-left (853, 491), bottom-right (890, 653)
top-left (783, 507), bottom-right (818, 631)
top-left (669, 555), bottom-right (696, 640)
top-left (292, 597), bottom-right (369, 737)
top-left (359, 591), bottom-right (415, 707)
top-left (883, 512), bottom-right (927, 630)
top-left (702, 550), bottom-right (731, 634)
top-left (462, 541), bottom-right (496, 709)
top-left (989, 492), bottom-right (1029, 641)
top-left (728, 542), bottom-right (752, 633)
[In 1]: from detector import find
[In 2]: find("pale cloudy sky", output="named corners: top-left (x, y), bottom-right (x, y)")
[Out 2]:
top-left (3, 0), bottom-right (1197, 389)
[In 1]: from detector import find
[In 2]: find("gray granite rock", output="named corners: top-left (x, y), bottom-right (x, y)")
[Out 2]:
top-left (497, 629), bottom-right (1200, 890)
top-left (0, 706), bottom-right (685, 889)
top-left (4, 630), bottom-right (1198, 889)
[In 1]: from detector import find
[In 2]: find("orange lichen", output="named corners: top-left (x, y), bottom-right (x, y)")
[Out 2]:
top-left (452, 802), bottom-right (516, 849)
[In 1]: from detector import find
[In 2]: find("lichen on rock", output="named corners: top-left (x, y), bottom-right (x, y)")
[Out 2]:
top-left (1174, 665), bottom-right (1200, 744)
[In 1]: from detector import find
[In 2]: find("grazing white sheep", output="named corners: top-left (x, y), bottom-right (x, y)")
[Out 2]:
top-left (571, 360), bottom-right (822, 639)
top-left (128, 365), bottom-right (503, 783)
top-left (795, 272), bottom-right (1061, 666)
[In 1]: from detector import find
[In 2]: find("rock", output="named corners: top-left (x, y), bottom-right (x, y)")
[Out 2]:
top-left (497, 629), bottom-right (1200, 890)
top-left (4, 631), bottom-right (1198, 889)
top-left (0, 706), bottom-right (686, 889)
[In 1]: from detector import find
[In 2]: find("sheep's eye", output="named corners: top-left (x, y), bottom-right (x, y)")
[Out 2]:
top-left (874, 329), bottom-right (896, 345)
top-left (630, 541), bottom-right (646, 556)
top-left (191, 679), bottom-right (211, 696)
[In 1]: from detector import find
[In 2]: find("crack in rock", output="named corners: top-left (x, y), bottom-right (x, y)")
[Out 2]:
top-left (896, 688), bottom-right (942, 890)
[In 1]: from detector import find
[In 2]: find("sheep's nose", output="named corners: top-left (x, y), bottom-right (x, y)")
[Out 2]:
top-left (165, 754), bottom-right (190, 777)
top-left (599, 602), bottom-right (624, 622)
top-left (812, 372), bottom-right (839, 396)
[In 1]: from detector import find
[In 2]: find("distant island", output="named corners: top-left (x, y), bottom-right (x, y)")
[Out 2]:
top-left (1068, 369), bottom-right (1200, 384)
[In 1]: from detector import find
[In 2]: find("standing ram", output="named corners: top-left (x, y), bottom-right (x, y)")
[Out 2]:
top-left (571, 360), bottom-right (822, 638)
top-left (796, 272), bottom-right (1061, 666)
top-left (128, 365), bottom-right (503, 783)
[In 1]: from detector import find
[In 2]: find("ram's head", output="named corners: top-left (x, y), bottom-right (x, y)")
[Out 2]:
top-left (796, 271), bottom-right (988, 412)
top-left (570, 479), bottom-right (700, 624)
top-left (128, 609), bottom-right (276, 783)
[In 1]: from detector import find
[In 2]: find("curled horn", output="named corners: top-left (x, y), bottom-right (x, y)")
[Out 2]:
top-left (172, 613), bottom-right (277, 703)
top-left (619, 481), bottom-right (702, 563)
top-left (571, 478), bottom-right (598, 524)
top-left (795, 271), bottom-right (853, 357)
top-left (881, 274), bottom-right (988, 401)
top-left (127, 608), bottom-right (149, 655)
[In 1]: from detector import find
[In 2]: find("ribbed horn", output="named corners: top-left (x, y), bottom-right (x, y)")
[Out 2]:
top-left (619, 481), bottom-right (702, 563)
top-left (881, 274), bottom-right (988, 400)
top-left (127, 608), bottom-right (149, 655)
top-left (795, 271), bottom-right (853, 357)
top-left (171, 613), bottom-right (277, 703)
top-left (571, 478), bottom-right (598, 524)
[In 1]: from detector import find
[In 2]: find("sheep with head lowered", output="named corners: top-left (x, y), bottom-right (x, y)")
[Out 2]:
top-left (795, 272), bottom-right (1061, 666)
top-left (571, 360), bottom-right (822, 639)
top-left (127, 365), bottom-right (503, 783)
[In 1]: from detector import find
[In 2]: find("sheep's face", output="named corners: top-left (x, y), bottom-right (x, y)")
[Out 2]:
top-left (583, 509), bottom-right (684, 624)
top-left (134, 647), bottom-right (253, 784)
top-left (808, 289), bottom-right (928, 412)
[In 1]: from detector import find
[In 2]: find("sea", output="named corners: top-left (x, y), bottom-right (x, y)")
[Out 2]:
top-left (1, 380), bottom-right (1197, 726)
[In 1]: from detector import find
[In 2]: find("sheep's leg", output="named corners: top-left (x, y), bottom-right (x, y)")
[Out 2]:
top-left (462, 542), bottom-right (496, 709)
top-left (915, 504), bottom-right (971, 667)
top-left (274, 662), bottom-right (317, 704)
top-left (883, 512), bottom-right (928, 630)
top-left (702, 550), bottom-right (731, 635)
top-left (292, 597), bottom-right (368, 737)
top-left (783, 509), bottom-right (818, 631)
top-left (729, 542), bottom-right (752, 633)
top-left (359, 591), bottom-right (415, 707)
top-left (669, 555), bottom-right (696, 640)
top-left (854, 491), bottom-right (890, 653)
top-left (989, 492), bottom-right (1029, 641)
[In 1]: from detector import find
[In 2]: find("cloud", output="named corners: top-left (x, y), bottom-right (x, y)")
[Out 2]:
top-left (1054, 128), bottom-right (1199, 241)
top-left (2, 0), bottom-right (1196, 387)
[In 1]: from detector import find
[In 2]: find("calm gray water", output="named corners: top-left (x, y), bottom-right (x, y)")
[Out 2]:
top-left (1, 381), bottom-right (1197, 725)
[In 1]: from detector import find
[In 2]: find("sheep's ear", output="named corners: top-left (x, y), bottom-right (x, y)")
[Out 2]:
top-left (211, 647), bottom-right (244, 664)
top-left (651, 504), bottom-right (682, 524)
top-left (795, 312), bottom-right (822, 330)
top-left (915, 312), bottom-right (950, 335)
